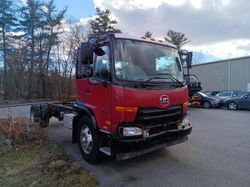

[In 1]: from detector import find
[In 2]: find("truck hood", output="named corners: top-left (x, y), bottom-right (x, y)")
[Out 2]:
top-left (124, 86), bottom-right (188, 109)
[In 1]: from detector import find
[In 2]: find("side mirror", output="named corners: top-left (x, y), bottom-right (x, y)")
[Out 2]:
top-left (186, 52), bottom-right (193, 69)
top-left (79, 42), bottom-right (93, 65)
top-left (179, 50), bottom-right (192, 69)
top-left (94, 47), bottom-right (105, 56)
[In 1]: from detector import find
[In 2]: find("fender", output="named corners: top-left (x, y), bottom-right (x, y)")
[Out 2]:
top-left (72, 100), bottom-right (98, 143)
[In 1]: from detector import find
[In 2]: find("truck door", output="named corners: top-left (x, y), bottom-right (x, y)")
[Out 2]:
top-left (88, 45), bottom-right (112, 131)
top-left (238, 94), bottom-right (250, 109)
top-left (75, 44), bottom-right (93, 106)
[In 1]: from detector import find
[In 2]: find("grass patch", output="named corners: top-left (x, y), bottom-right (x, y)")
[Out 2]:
top-left (0, 122), bottom-right (98, 187)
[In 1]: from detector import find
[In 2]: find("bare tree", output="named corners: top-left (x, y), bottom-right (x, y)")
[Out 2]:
top-left (0, 0), bottom-right (87, 100)
top-left (42, 0), bottom-right (66, 97)
top-left (68, 23), bottom-right (88, 62)
top-left (0, 0), bottom-right (17, 98)
top-left (19, 0), bottom-right (45, 98)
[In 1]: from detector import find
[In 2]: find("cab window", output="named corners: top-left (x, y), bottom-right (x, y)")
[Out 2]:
top-left (93, 46), bottom-right (110, 80)
top-left (217, 91), bottom-right (232, 97)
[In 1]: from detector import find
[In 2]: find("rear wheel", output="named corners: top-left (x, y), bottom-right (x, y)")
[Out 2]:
top-left (78, 116), bottom-right (100, 164)
top-left (227, 102), bottom-right (238, 110)
top-left (203, 101), bottom-right (211, 109)
top-left (30, 107), bottom-right (40, 124)
top-left (30, 106), bottom-right (49, 127)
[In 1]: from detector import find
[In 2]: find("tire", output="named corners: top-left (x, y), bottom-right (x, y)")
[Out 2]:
top-left (78, 116), bottom-right (100, 164)
top-left (203, 101), bottom-right (211, 109)
top-left (30, 106), bottom-right (39, 124)
top-left (30, 106), bottom-right (49, 128)
top-left (40, 119), bottom-right (49, 128)
top-left (227, 102), bottom-right (238, 110)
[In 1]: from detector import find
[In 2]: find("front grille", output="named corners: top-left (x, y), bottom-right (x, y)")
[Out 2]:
top-left (135, 106), bottom-right (182, 135)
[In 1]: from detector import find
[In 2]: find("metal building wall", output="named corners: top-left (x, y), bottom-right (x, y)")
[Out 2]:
top-left (189, 56), bottom-right (250, 91)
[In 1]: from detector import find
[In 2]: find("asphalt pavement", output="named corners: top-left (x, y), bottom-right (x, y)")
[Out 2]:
top-left (45, 108), bottom-right (250, 187)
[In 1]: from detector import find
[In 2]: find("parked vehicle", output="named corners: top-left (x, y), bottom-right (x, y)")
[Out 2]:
top-left (191, 92), bottom-right (222, 108)
top-left (30, 33), bottom-right (193, 164)
top-left (204, 91), bottom-right (220, 96)
top-left (184, 74), bottom-right (202, 97)
top-left (213, 90), bottom-right (243, 99)
top-left (224, 92), bottom-right (250, 110)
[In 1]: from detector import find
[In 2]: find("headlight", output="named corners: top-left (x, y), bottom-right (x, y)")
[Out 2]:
top-left (178, 116), bottom-right (191, 130)
top-left (123, 127), bottom-right (142, 136)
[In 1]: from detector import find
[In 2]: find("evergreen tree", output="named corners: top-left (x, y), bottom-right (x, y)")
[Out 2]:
top-left (0, 0), bottom-right (17, 98)
top-left (42, 0), bottom-right (66, 97)
top-left (144, 31), bottom-right (152, 38)
top-left (19, 0), bottom-right (45, 98)
top-left (165, 29), bottom-right (190, 51)
top-left (89, 7), bottom-right (121, 36)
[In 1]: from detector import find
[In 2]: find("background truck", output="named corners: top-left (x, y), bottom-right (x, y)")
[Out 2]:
top-left (184, 74), bottom-right (202, 97)
top-left (30, 33), bottom-right (192, 164)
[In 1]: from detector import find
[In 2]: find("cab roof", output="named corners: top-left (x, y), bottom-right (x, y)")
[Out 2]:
top-left (102, 33), bottom-right (177, 49)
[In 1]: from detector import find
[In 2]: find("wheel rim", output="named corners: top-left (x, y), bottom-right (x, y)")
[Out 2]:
top-left (204, 102), bottom-right (210, 108)
top-left (229, 102), bottom-right (237, 110)
top-left (80, 125), bottom-right (93, 154)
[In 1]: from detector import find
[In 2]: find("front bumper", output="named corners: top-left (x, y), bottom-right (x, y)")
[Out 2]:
top-left (111, 126), bottom-right (192, 160)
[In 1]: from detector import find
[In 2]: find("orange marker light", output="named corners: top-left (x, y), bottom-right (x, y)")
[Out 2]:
top-left (183, 101), bottom-right (189, 107)
top-left (105, 120), bottom-right (112, 125)
top-left (115, 106), bottom-right (138, 113)
top-left (183, 101), bottom-right (189, 114)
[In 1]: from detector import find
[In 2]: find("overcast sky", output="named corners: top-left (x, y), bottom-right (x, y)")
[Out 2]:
top-left (18, 0), bottom-right (250, 61)
top-left (87, 0), bottom-right (250, 60)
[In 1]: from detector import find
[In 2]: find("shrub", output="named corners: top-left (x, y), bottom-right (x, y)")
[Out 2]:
top-left (0, 115), bottom-right (38, 147)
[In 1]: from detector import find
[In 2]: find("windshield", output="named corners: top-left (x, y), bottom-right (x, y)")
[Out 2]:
top-left (240, 92), bottom-right (249, 98)
top-left (198, 92), bottom-right (209, 97)
top-left (114, 39), bottom-right (183, 83)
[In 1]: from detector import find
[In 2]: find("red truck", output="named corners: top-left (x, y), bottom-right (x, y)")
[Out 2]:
top-left (30, 33), bottom-right (192, 164)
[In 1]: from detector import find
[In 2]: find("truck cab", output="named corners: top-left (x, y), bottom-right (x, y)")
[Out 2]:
top-left (73, 33), bottom-right (192, 163)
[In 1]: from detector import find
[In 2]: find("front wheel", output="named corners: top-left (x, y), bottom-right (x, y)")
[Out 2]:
top-left (203, 101), bottom-right (211, 109)
top-left (227, 102), bottom-right (238, 110)
top-left (78, 116), bottom-right (100, 164)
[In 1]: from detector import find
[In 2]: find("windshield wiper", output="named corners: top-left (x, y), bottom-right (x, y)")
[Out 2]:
top-left (134, 77), bottom-right (170, 88)
top-left (143, 76), bottom-right (169, 83)
top-left (153, 73), bottom-right (185, 86)
top-left (135, 74), bottom-right (184, 88)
